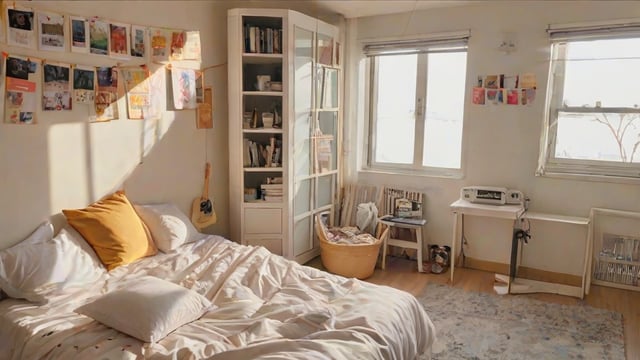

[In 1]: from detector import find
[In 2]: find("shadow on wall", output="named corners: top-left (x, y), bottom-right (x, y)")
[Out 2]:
top-left (0, 64), bottom-right (227, 248)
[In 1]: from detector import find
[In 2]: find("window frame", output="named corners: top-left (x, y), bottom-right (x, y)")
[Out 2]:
top-left (537, 24), bottom-right (640, 182)
top-left (363, 36), bottom-right (468, 179)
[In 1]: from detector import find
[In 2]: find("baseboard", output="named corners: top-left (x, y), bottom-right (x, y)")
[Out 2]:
top-left (463, 257), bottom-right (582, 287)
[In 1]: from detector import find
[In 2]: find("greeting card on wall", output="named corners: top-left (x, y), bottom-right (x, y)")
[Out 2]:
top-left (70, 16), bottom-right (90, 53)
top-left (89, 20), bottom-right (109, 55)
top-left (38, 12), bottom-right (65, 52)
top-left (121, 67), bottom-right (150, 119)
top-left (5, 56), bottom-right (38, 124)
top-left (94, 66), bottom-right (118, 122)
top-left (6, 7), bottom-right (35, 48)
top-left (43, 62), bottom-right (72, 111)
top-left (170, 68), bottom-right (196, 110)
top-left (109, 22), bottom-right (129, 58)
top-left (73, 65), bottom-right (95, 104)
top-left (130, 25), bottom-right (146, 58)
top-left (150, 28), bottom-right (169, 62)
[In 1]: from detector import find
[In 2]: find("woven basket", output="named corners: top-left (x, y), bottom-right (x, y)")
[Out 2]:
top-left (315, 215), bottom-right (388, 280)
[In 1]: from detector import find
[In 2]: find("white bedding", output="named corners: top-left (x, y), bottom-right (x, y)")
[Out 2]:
top-left (0, 235), bottom-right (435, 359)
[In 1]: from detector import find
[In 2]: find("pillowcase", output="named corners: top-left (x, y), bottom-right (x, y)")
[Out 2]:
top-left (0, 227), bottom-right (106, 304)
top-left (134, 203), bottom-right (206, 253)
top-left (75, 276), bottom-right (211, 343)
top-left (0, 220), bottom-right (53, 299)
top-left (63, 191), bottom-right (157, 271)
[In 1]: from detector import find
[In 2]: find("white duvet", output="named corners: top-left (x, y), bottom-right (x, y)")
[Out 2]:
top-left (0, 235), bottom-right (435, 359)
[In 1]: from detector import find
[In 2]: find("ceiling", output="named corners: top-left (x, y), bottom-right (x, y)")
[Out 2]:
top-left (312, 0), bottom-right (473, 19)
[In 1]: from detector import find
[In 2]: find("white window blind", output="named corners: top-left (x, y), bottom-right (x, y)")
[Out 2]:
top-left (548, 22), bottom-right (640, 42)
top-left (362, 31), bottom-right (469, 57)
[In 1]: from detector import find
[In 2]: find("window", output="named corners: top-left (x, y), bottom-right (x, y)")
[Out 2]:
top-left (364, 33), bottom-right (469, 177)
top-left (538, 23), bottom-right (640, 180)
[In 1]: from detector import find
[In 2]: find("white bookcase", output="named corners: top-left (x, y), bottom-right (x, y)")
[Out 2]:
top-left (228, 8), bottom-right (341, 263)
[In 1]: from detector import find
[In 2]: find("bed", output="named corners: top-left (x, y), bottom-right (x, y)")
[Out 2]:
top-left (0, 195), bottom-right (435, 359)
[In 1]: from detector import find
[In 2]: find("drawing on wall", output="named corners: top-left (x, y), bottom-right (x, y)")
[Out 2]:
top-left (38, 12), bottom-right (65, 52)
top-left (121, 67), bottom-right (150, 119)
top-left (472, 87), bottom-right (485, 105)
top-left (171, 68), bottom-right (196, 110)
top-left (109, 22), bottom-right (129, 57)
top-left (73, 65), bottom-right (95, 104)
top-left (170, 31), bottom-right (201, 61)
top-left (7, 8), bottom-right (35, 48)
top-left (506, 89), bottom-right (519, 105)
top-left (89, 20), bottom-right (109, 55)
top-left (94, 66), bottom-right (118, 121)
top-left (147, 68), bottom-right (165, 120)
top-left (130, 25), bottom-right (146, 58)
top-left (70, 16), bottom-right (90, 53)
top-left (484, 75), bottom-right (498, 89)
top-left (43, 62), bottom-right (72, 111)
top-left (4, 56), bottom-right (38, 124)
top-left (150, 28), bottom-right (169, 62)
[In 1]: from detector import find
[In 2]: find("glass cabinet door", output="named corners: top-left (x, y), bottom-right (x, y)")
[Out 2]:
top-left (293, 27), bottom-right (313, 177)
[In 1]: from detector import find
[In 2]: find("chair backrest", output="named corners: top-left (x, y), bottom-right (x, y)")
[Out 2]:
top-left (383, 187), bottom-right (424, 217)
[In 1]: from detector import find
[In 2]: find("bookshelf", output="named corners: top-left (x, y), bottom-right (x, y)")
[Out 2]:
top-left (228, 9), bottom-right (341, 263)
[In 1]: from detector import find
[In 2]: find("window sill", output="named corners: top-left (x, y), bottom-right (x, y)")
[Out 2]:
top-left (359, 167), bottom-right (464, 180)
top-left (535, 170), bottom-right (640, 185)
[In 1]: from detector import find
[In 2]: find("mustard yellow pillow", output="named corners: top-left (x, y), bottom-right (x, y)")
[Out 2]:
top-left (63, 191), bottom-right (157, 271)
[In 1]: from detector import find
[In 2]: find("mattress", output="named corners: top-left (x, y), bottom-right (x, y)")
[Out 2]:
top-left (0, 235), bottom-right (435, 359)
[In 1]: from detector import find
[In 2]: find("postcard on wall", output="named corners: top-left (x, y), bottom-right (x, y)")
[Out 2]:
top-left (520, 73), bottom-right (537, 89)
top-left (196, 87), bottom-right (213, 129)
top-left (73, 65), bottom-right (95, 104)
top-left (486, 89), bottom-right (501, 105)
top-left (150, 28), bottom-right (169, 62)
top-left (182, 31), bottom-right (202, 61)
top-left (472, 87), bottom-right (485, 105)
top-left (38, 12), bottom-right (65, 52)
top-left (500, 74), bottom-right (518, 89)
top-left (5, 56), bottom-right (39, 124)
top-left (522, 88), bottom-right (536, 105)
top-left (121, 67), bottom-right (150, 119)
top-left (6, 7), bottom-right (36, 48)
top-left (89, 20), bottom-right (109, 55)
top-left (130, 25), bottom-right (146, 58)
top-left (484, 75), bottom-right (498, 89)
top-left (170, 68), bottom-right (196, 110)
top-left (43, 62), bottom-right (72, 111)
top-left (70, 16), bottom-right (90, 53)
top-left (109, 22), bottom-right (130, 58)
top-left (94, 66), bottom-right (118, 121)
top-left (506, 89), bottom-right (519, 105)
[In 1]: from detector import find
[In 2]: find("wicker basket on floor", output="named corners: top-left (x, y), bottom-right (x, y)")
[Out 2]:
top-left (315, 215), bottom-right (388, 280)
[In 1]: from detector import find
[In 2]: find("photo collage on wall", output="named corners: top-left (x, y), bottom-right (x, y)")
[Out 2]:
top-left (2, 4), bottom-right (204, 125)
top-left (472, 73), bottom-right (537, 106)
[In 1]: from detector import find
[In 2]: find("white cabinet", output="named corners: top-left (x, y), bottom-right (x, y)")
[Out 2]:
top-left (228, 9), bottom-right (341, 263)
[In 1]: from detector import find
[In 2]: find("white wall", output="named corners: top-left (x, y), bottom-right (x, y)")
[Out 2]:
top-left (0, 1), bottom-right (230, 248)
top-left (346, 1), bottom-right (640, 275)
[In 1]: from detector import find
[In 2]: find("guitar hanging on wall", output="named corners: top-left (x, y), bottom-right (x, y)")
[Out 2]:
top-left (191, 162), bottom-right (217, 230)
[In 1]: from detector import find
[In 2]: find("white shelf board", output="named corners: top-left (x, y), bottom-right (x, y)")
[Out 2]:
top-left (524, 211), bottom-right (589, 225)
top-left (243, 91), bottom-right (283, 96)
top-left (244, 167), bottom-right (283, 172)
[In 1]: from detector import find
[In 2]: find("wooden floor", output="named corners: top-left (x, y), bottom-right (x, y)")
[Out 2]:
top-left (306, 256), bottom-right (640, 359)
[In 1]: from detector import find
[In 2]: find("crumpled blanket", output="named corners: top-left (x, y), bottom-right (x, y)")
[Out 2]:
top-left (325, 226), bottom-right (378, 245)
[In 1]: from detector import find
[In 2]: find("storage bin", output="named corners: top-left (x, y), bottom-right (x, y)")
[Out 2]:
top-left (315, 215), bottom-right (388, 279)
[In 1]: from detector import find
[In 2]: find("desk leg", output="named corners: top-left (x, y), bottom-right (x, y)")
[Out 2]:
top-left (450, 212), bottom-right (459, 284)
top-left (416, 227), bottom-right (423, 273)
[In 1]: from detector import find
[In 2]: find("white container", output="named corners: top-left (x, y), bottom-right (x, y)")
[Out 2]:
top-left (262, 112), bottom-right (274, 127)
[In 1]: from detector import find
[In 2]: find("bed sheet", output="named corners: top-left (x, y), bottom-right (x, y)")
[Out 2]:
top-left (0, 235), bottom-right (435, 359)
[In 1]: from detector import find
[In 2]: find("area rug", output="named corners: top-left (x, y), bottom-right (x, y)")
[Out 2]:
top-left (418, 283), bottom-right (625, 360)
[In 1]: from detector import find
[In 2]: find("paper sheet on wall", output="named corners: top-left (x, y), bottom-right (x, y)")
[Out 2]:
top-left (121, 67), bottom-right (150, 119)
top-left (38, 12), bottom-right (65, 52)
top-left (70, 16), bottom-right (90, 53)
top-left (93, 66), bottom-right (118, 122)
top-left (6, 7), bottom-right (36, 49)
top-left (170, 68), bottom-right (196, 110)
top-left (42, 62), bottom-right (72, 111)
top-left (73, 65), bottom-right (95, 104)
top-left (4, 56), bottom-right (39, 124)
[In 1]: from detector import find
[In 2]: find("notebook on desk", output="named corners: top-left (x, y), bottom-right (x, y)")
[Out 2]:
top-left (380, 215), bottom-right (426, 226)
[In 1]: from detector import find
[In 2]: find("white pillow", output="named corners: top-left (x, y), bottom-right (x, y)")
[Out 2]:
top-left (0, 226), bottom-right (105, 304)
top-left (134, 203), bottom-right (206, 252)
top-left (75, 276), bottom-right (211, 343)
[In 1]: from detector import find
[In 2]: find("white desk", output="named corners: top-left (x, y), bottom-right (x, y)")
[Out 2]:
top-left (449, 199), bottom-right (590, 299)
top-left (378, 217), bottom-right (427, 273)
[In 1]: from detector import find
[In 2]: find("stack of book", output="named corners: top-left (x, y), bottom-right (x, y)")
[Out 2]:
top-left (244, 25), bottom-right (282, 54)
top-left (260, 182), bottom-right (283, 202)
top-left (243, 137), bottom-right (282, 168)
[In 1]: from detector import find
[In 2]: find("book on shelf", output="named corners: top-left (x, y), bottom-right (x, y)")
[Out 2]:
top-left (244, 25), bottom-right (282, 54)
top-left (260, 183), bottom-right (283, 190)
top-left (244, 137), bottom-right (282, 168)
top-left (266, 176), bottom-right (282, 184)
top-left (263, 195), bottom-right (283, 202)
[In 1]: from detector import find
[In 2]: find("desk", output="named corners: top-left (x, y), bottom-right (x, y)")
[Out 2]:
top-left (379, 217), bottom-right (427, 273)
top-left (449, 199), bottom-right (590, 299)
